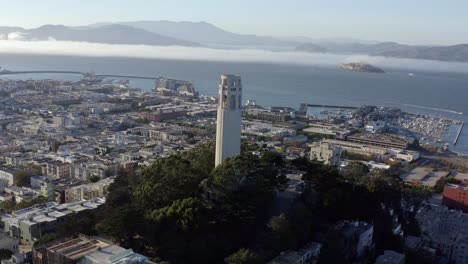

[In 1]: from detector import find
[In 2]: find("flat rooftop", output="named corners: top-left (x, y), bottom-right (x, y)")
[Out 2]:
top-left (401, 167), bottom-right (449, 187)
top-left (453, 172), bottom-right (468, 181)
top-left (47, 237), bottom-right (110, 260)
top-left (446, 183), bottom-right (468, 191)
top-left (349, 133), bottom-right (406, 142)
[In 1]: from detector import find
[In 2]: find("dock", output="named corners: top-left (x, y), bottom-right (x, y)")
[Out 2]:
top-left (299, 103), bottom-right (357, 114)
top-left (0, 70), bottom-right (164, 80)
top-left (454, 122), bottom-right (464, 145)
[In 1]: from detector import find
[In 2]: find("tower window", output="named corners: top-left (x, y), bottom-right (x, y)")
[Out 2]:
top-left (230, 95), bottom-right (236, 109)
top-left (223, 95), bottom-right (227, 108)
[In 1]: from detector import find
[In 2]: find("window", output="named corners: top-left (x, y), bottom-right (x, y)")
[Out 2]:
top-left (230, 95), bottom-right (236, 109)
top-left (238, 95), bottom-right (242, 109)
top-left (223, 95), bottom-right (227, 108)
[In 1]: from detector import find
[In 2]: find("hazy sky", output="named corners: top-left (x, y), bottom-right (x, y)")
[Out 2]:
top-left (1, 0), bottom-right (467, 45)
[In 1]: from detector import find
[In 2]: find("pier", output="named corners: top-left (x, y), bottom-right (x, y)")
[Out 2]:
top-left (299, 103), bottom-right (357, 114)
top-left (454, 122), bottom-right (464, 145)
top-left (0, 70), bottom-right (163, 80)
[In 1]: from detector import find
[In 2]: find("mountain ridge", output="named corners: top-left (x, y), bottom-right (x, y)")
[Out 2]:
top-left (0, 24), bottom-right (198, 46)
top-left (296, 42), bottom-right (468, 62)
top-left (1, 21), bottom-right (467, 62)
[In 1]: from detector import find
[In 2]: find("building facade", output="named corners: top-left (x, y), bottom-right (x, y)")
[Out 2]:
top-left (443, 182), bottom-right (468, 213)
top-left (310, 141), bottom-right (342, 166)
top-left (215, 75), bottom-right (242, 166)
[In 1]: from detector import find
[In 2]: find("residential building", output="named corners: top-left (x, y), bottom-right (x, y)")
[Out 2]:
top-left (268, 242), bottom-right (322, 264)
top-left (309, 141), bottom-right (342, 166)
top-left (144, 107), bottom-right (187, 122)
top-left (375, 250), bottom-right (405, 264)
top-left (416, 204), bottom-right (468, 261)
top-left (334, 221), bottom-right (374, 261)
top-left (65, 178), bottom-right (114, 203)
top-left (0, 168), bottom-right (15, 186)
top-left (387, 149), bottom-right (420, 162)
top-left (244, 107), bottom-right (291, 123)
top-left (82, 245), bottom-right (156, 264)
top-left (0, 232), bottom-right (19, 254)
top-left (0, 178), bottom-right (9, 192)
top-left (305, 122), bottom-right (350, 138)
top-left (2, 198), bottom-right (105, 245)
top-left (45, 161), bottom-right (71, 179)
top-left (30, 176), bottom-right (55, 199)
top-left (365, 121), bottom-right (386, 133)
top-left (442, 181), bottom-right (468, 213)
top-left (452, 236), bottom-right (468, 264)
top-left (32, 235), bottom-right (155, 264)
top-left (148, 128), bottom-right (187, 142)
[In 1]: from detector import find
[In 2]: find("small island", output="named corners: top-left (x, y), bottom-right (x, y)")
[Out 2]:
top-left (339, 62), bottom-right (385, 73)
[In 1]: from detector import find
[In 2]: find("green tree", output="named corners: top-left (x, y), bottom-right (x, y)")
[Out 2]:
top-left (14, 170), bottom-right (30, 187)
top-left (319, 232), bottom-right (348, 264)
top-left (89, 175), bottom-right (100, 183)
top-left (0, 200), bottom-right (16, 213)
top-left (96, 204), bottom-right (142, 241)
top-left (135, 142), bottom-right (215, 209)
top-left (146, 198), bottom-right (212, 232)
top-left (14, 196), bottom-right (48, 210)
top-left (34, 233), bottom-right (58, 247)
top-left (433, 176), bottom-right (459, 193)
top-left (268, 214), bottom-right (296, 251)
top-left (225, 248), bottom-right (259, 264)
top-left (0, 249), bottom-right (13, 260)
top-left (342, 161), bottom-right (370, 179)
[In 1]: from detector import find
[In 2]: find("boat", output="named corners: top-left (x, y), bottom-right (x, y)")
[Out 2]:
top-left (408, 73), bottom-right (414, 76)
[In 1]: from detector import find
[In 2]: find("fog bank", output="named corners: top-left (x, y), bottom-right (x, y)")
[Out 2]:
top-left (1, 40), bottom-right (468, 73)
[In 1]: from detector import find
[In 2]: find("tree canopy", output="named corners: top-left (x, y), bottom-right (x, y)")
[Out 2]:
top-left (50, 141), bottom-right (431, 263)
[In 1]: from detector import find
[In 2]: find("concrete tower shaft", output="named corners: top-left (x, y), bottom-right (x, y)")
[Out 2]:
top-left (215, 74), bottom-right (242, 166)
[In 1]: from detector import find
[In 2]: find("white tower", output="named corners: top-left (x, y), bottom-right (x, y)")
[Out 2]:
top-left (215, 74), bottom-right (242, 166)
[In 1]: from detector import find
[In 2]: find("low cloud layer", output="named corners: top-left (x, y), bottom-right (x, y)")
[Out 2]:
top-left (1, 40), bottom-right (468, 73)
top-left (0, 32), bottom-right (29, 41)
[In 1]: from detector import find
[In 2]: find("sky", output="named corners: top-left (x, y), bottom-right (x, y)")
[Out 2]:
top-left (0, 0), bottom-right (467, 45)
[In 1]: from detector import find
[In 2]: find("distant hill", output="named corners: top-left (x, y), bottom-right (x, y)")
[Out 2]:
top-left (0, 26), bottom-right (24, 33)
top-left (374, 44), bottom-right (468, 62)
top-left (1, 21), bottom-right (467, 62)
top-left (95, 20), bottom-right (296, 47)
top-left (295, 43), bottom-right (327, 53)
top-left (0, 24), bottom-right (198, 46)
top-left (296, 42), bottom-right (468, 62)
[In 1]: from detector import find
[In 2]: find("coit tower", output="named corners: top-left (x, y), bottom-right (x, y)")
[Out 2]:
top-left (215, 74), bottom-right (242, 166)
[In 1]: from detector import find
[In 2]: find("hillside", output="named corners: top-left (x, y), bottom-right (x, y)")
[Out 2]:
top-left (99, 20), bottom-right (296, 47)
top-left (0, 24), bottom-right (198, 46)
top-left (296, 42), bottom-right (468, 62)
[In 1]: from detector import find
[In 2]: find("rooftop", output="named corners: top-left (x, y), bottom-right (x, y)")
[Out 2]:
top-left (348, 133), bottom-right (407, 144)
top-left (446, 182), bottom-right (468, 191)
top-left (47, 236), bottom-right (110, 260)
top-left (2, 198), bottom-right (105, 227)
